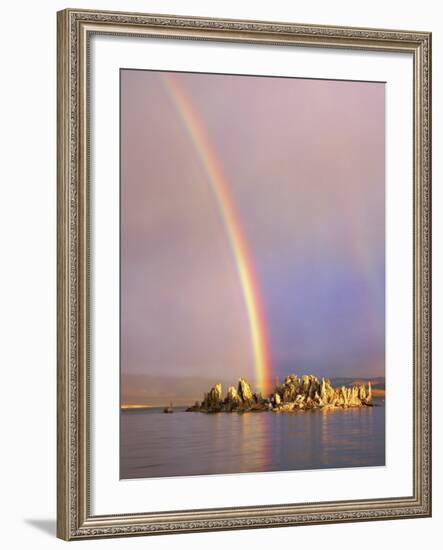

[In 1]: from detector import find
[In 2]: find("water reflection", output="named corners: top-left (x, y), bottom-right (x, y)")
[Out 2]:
top-left (120, 400), bottom-right (385, 479)
top-left (321, 409), bottom-right (331, 467)
top-left (239, 413), bottom-right (270, 472)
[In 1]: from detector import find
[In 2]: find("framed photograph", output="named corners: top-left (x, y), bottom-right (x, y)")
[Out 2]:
top-left (57, 8), bottom-right (432, 540)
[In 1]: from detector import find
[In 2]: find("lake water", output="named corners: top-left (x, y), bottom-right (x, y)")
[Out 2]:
top-left (120, 399), bottom-right (385, 479)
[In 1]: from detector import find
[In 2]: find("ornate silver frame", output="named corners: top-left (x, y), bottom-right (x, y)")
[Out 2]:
top-left (57, 8), bottom-right (432, 540)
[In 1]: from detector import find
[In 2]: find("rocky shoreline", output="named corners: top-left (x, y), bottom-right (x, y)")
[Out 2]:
top-left (186, 374), bottom-right (373, 413)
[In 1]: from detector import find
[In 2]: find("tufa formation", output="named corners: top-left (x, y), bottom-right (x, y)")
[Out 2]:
top-left (186, 374), bottom-right (373, 413)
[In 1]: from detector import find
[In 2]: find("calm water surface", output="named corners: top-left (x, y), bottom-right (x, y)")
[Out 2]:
top-left (120, 400), bottom-right (385, 479)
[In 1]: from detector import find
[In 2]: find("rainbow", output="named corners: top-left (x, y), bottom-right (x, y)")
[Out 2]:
top-left (161, 73), bottom-right (271, 393)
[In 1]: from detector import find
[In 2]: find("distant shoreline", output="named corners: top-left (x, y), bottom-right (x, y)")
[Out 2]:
top-left (121, 404), bottom-right (157, 410)
top-left (121, 392), bottom-right (385, 410)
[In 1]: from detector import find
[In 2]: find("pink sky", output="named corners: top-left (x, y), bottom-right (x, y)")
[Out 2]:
top-left (120, 70), bottom-right (385, 404)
